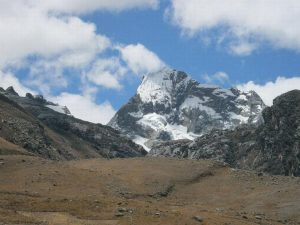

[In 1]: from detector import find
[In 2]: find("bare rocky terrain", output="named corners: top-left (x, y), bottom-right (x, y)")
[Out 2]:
top-left (0, 87), bottom-right (146, 160)
top-left (0, 144), bottom-right (299, 225)
top-left (0, 86), bottom-right (299, 225)
top-left (150, 90), bottom-right (300, 176)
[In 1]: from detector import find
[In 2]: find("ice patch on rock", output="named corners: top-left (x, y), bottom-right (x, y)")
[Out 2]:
top-left (46, 105), bottom-right (71, 115)
top-left (133, 135), bottom-right (150, 151)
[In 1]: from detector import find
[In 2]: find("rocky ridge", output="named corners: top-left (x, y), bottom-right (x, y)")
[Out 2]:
top-left (0, 87), bottom-right (146, 160)
top-left (150, 90), bottom-right (300, 176)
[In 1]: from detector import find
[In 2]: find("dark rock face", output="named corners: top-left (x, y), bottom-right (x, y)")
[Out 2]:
top-left (257, 90), bottom-right (300, 175)
top-left (0, 88), bottom-right (146, 160)
top-left (5, 86), bottom-right (19, 96)
top-left (109, 68), bottom-right (265, 149)
top-left (150, 90), bottom-right (300, 176)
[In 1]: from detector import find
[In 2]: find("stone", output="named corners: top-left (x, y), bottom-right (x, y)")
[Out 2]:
top-left (193, 216), bottom-right (204, 222)
top-left (26, 93), bottom-right (34, 99)
top-left (255, 215), bottom-right (262, 220)
top-left (117, 207), bottom-right (127, 213)
top-left (115, 212), bottom-right (124, 217)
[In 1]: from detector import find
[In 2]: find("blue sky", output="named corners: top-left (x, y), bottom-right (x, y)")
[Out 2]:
top-left (87, 5), bottom-right (300, 90)
top-left (1, 0), bottom-right (300, 124)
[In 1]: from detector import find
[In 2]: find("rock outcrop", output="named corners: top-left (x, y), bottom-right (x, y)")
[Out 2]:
top-left (0, 87), bottom-right (146, 160)
top-left (150, 90), bottom-right (300, 176)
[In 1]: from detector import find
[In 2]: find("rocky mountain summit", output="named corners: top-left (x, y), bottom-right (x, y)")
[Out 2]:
top-left (150, 90), bottom-right (300, 176)
top-left (109, 68), bottom-right (265, 150)
top-left (0, 87), bottom-right (146, 160)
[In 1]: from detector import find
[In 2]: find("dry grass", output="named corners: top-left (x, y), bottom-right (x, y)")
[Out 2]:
top-left (0, 137), bottom-right (33, 156)
top-left (0, 155), bottom-right (299, 225)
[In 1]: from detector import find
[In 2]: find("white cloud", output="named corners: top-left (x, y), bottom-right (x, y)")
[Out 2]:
top-left (85, 44), bottom-right (165, 89)
top-left (0, 1), bottom-right (164, 91)
top-left (37, 0), bottom-right (159, 14)
top-left (86, 58), bottom-right (127, 90)
top-left (0, 69), bottom-right (116, 124)
top-left (167, 0), bottom-right (300, 55)
top-left (0, 0), bottom-right (158, 66)
top-left (0, 71), bottom-right (35, 96)
top-left (0, 2), bottom-right (112, 67)
top-left (50, 93), bottom-right (116, 124)
top-left (203, 71), bottom-right (229, 84)
top-left (88, 72), bottom-right (122, 90)
top-left (26, 60), bottom-right (69, 95)
top-left (118, 43), bottom-right (166, 75)
top-left (237, 77), bottom-right (300, 106)
top-left (0, 0), bottom-right (166, 125)
top-left (229, 42), bottom-right (258, 56)
top-left (0, 0), bottom-right (165, 125)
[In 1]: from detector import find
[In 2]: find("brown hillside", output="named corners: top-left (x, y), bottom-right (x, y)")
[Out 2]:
top-left (0, 154), bottom-right (299, 225)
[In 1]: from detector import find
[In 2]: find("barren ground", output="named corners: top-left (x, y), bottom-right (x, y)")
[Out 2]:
top-left (0, 144), bottom-right (300, 225)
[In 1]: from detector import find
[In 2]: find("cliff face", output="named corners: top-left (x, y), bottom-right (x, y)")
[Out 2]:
top-left (0, 87), bottom-right (146, 160)
top-left (109, 68), bottom-right (265, 150)
top-left (150, 90), bottom-right (300, 176)
top-left (257, 90), bottom-right (300, 175)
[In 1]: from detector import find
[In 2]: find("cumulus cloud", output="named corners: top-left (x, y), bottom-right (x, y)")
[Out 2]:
top-left (202, 71), bottom-right (229, 84)
top-left (0, 0), bottom-right (164, 124)
top-left (167, 0), bottom-right (300, 55)
top-left (237, 77), bottom-right (300, 106)
top-left (0, 1), bottom-right (163, 83)
top-left (0, 3), bottom-right (110, 67)
top-left (86, 58), bottom-right (127, 90)
top-left (0, 0), bottom-right (157, 66)
top-left (229, 42), bottom-right (258, 56)
top-left (84, 44), bottom-right (165, 90)
top-left (26, 59), bottom-right (70, 95)
top-left (0, 71), bottom-right (35, 96)
top-left (118, 43), bottom-right (166, 75)
top-left (50, 93), bottom-right (116, 124)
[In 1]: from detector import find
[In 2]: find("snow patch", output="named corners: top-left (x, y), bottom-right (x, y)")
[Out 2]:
top-left (166, 124), bottom-right (200, 140)
top-left (46, 105), bottom-right (71, 115)
top-left (129, 111), bottom-right (144, 118)
top-left (137, 69), bottom-right (173, 106)
top-left (133, 135), bottom-right (150, 151)
top-left (137, 113), bottom-right (199, 142)
top-left (137, 68), bottom-right (191, 107)
top-left (213, 88), bottom-right (235, 98)
top-left (180, 96), bottom-right (207, 109)
top-left (229, 112), bottom-right (249, 123)
top-left (180, 97), bottom-right (221, 119)
top-left (197, 84), bottom-right (218, 89)
top-left (137, 113), bottom-right (168, 131)
top-left (237, 94), bottom-right (248, 101)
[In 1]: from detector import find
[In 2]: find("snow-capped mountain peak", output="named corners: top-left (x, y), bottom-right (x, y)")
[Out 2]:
top-left (137, 68), bottom-right (190, 107)
top-left (109, 69), bottom-right (265, 151)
